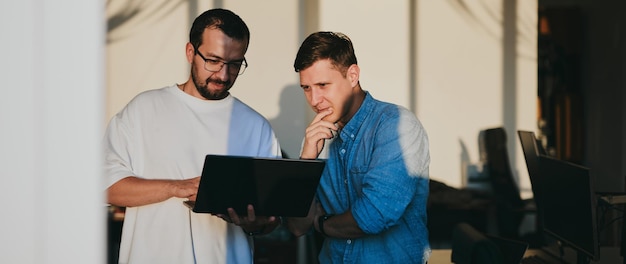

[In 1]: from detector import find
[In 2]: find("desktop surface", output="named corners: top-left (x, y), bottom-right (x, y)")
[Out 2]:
top-left (430, 247), bottom-right (623, 263)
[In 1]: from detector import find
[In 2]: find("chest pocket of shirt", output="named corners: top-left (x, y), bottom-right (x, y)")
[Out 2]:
top-left (348, 164), bottom-right (370, 196)
top-left (342, 132), bottom-right (375, 195)
top-left (348, 142), bottom-right (371, 174)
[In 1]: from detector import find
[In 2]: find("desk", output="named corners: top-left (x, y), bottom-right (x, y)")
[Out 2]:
top-left (428, 247), bottom-right (623, 264)
top-left (428, 249), bottom-right (452, 264)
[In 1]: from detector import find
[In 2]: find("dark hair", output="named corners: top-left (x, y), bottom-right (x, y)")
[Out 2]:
top-left (189, 8), bottom-right (250, 50)
top-left (294, 31), bottom-right (358, 76)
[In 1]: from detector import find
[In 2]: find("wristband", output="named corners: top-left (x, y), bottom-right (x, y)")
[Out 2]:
top-left (318, 214), bottom-right (334, 237)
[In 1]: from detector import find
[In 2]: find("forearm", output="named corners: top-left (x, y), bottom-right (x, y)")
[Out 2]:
top-left (286, 216), bottom-right (314, 237)
top-left (286, 199), bottom-right (316, 237)
top-left (317, 211), bottom-right (366, 239)
top-left (107, 176), bottom-right (179, 207)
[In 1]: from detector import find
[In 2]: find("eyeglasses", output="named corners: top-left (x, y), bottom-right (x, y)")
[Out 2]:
top-left (195, 49), bottom-right (248, 75)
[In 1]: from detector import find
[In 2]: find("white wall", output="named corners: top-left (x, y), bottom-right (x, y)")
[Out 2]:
top-left (0, 1), bottom-right (105, 263)
top-left (318, 0), bottom-right (412, 108)
top-left (416, 0), bottom-right (537, 195)
top-left (106, 0), bottom-right (190, 119)
top-left (106, 0), bottom-right (537, 191)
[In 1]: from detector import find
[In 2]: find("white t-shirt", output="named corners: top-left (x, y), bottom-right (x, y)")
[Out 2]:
top-left (104, 85), bottom-right (282, 264)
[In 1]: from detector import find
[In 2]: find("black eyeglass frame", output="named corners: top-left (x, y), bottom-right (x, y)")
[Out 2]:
top-left (194, 48), bottom-right (248, 75)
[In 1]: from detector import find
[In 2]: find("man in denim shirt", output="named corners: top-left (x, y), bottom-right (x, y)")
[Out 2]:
top-left (287, 31), bottom-right (431, 263)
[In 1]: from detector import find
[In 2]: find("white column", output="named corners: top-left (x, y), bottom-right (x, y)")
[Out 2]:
top-left (0, 1), bottom-right (105, 263)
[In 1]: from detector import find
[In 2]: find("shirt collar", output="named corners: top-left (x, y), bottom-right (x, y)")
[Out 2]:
top-left (339, 91), bottom-right (374, 141)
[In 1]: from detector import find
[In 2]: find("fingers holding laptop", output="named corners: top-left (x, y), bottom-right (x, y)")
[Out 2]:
top-left (225, 204), bottom-right (280, 236)
top-left (226, 205), bottom-right (256, 224)
top-left (172, 176), bottom-right (200, 201)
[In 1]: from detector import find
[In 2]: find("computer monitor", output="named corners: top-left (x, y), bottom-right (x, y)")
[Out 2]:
top-left (538, 155), bottom-right (599, 263)
top-left (517, 130), bottom-right (544, 207)
top-left (518, 130), bottom-right (547, 245)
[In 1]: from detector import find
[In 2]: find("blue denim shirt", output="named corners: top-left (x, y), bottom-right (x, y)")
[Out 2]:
top-left (317, 92), bottom-right (431, 264)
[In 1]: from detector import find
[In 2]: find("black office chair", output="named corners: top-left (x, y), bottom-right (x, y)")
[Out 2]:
top-left (480, 127), bottom-right (536, 240)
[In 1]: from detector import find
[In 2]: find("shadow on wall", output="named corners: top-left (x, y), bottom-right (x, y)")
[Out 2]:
top-left (107, 0), bottom-right (188, 44)
top-left (459, 138), bottom-right (488, 189)
top-left (269, 84), bottom-right (310, 159)
top-left (459, 139), bottom-right (471, 186)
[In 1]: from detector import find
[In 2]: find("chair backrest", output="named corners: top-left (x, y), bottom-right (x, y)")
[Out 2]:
top-left (480, 127), bottom-right (524, 208)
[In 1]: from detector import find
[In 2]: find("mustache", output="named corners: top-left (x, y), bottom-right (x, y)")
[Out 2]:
top-left (207, 77), bottom-right (229, 86)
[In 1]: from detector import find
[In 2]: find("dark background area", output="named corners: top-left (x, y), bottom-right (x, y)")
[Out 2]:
top-left (538, 0), bottom-right (626, 193)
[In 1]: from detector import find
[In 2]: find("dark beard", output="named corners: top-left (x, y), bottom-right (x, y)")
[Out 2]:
top-left (191, 67), bottom-right (231, 100)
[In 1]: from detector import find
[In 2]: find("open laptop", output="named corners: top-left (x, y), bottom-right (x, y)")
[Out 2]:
top-left (184, 154), bottom-right (326, 217)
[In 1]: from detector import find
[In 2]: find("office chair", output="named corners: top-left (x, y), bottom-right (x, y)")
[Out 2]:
top-left (480, 127), bottom-right (536, 240)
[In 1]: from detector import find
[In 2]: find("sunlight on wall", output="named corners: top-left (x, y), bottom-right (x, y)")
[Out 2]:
top-left (417, 0), bottom-right (537, 193)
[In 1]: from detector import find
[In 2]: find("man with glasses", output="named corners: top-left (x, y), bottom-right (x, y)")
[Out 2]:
top-left (286, 32), bottom-right (431, 263)
top-left (104, 8), bottom-right (282, 264)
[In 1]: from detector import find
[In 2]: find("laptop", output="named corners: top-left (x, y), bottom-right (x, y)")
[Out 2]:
top-left (184, 154), bottom-right (326, 217)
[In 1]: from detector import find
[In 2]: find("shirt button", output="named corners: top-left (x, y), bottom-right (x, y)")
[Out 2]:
top-left (347, 239), bottom-right (352, 244)
top-left (344, 179), bottom-right (348, 184)
top-left (340, 149), bottom-right (346, 154)
top-left (350, 134), bottom-right (355, 138)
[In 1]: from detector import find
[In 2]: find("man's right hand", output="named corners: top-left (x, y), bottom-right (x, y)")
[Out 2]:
top-left (301, 108), bottom-right (337, 159)
top-left (171, 176), bottom-right (200, 201)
